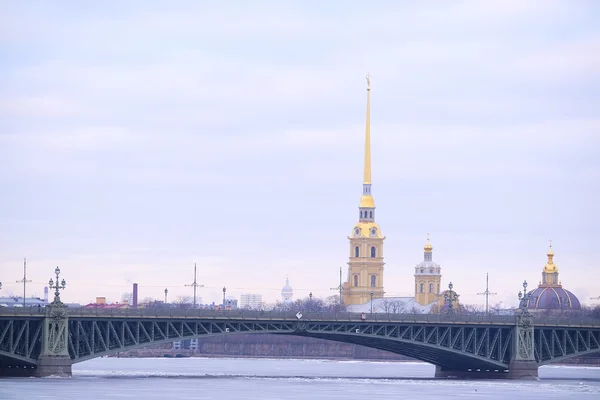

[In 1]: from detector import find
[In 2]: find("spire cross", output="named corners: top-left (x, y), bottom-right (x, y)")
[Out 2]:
top-left (548, 238), bottom-right (552, 248)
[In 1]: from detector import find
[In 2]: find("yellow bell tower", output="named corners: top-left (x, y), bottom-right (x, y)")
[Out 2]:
top-left (342, 74), bottom-right (385, 306)
top-left (414, 234), bottom-right (442, 306)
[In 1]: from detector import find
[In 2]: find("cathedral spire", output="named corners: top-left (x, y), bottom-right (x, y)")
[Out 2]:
top-left (364, 73), bottom-right (371, 185)
top-left (358, 74), bottom-right (375, 215)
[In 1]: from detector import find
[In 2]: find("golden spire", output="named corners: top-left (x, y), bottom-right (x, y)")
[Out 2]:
top-left (424, 232), bottom-right (433, 253)
top-left (363, 73), bottom-right (371, 185)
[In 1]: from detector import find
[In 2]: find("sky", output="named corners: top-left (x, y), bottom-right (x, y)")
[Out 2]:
top-left (0, 0), bottom-right (599, 308)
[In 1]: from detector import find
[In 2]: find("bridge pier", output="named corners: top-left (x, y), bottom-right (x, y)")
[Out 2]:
top-left (434, 363), bottom-right (538, 380)
top-left (33, 356), bottom-right (73, 377)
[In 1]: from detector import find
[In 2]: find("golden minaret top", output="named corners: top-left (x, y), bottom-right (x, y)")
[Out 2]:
top-left (544, 239), bottom-right (557, 273)
top-left (424, 233), bottom-right (433, 253)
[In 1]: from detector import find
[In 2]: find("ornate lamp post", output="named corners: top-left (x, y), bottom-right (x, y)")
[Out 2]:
top-left (48, 266), bottom-right (66, 305)
top-left (222, 286), bottom-right (226, 306)
top-left (517, 280), bottom-right (533, 315)
top-left (309, 292), bottom-right (313, 301)
top-left (164, 288), bottom-right (168, 304)
top-left (444, 282), bottom-right (459, 314)
top-left (370, 291), bottom-right (374, 314)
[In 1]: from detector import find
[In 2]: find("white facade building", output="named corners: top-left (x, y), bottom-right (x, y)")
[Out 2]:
top-left (281, 278), bottom-right (293, 303)
top-left (240, 293), bottom-right (263, 309)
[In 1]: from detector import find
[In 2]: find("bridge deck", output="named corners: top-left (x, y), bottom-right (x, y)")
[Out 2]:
top-left (1, 308), bottom-right (599, 328)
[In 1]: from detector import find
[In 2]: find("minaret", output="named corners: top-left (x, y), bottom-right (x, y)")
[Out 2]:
top-left (414, 233), bottom-right (442, 306)
top-left (342, 75), bottom-right (386, 306)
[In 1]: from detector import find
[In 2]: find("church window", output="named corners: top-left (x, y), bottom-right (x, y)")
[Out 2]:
top-left (370, 275), bottom-right (376, 287)
top-left (354, 246), bottom-right (359, 257)
top-left (370, 246), bottom-right (376, 258)
top-left (420, 283), bottom-right (424, 293)
top-left (353, 275), bottom-right (358, 287)
top-left (371, 228), bottom-right (376, 236)
top-left (430, 268), bottom-right (433, 273)
top-left (369, 211), bottom-right (373, 218)
top-left (420, 268), bottom-right (424, 273)
top-left (429, 283), bottom-right (433, 293)
top-left (360, 211), bottom-right (364, 218)
top-left (355, 228), bottom-right (360, 236)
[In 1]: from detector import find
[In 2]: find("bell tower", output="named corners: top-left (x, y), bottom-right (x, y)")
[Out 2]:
top-left (414, 234), bottom-right (442, 306)
top-left (342, 75), bottom-right (385, 306)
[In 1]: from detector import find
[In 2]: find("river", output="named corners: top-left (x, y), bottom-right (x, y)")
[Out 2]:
top-left (1, 358), bottom-right (599, 399)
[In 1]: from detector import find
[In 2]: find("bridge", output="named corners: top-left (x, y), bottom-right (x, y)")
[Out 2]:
top-left (1, 305), bottom-right (599, 379)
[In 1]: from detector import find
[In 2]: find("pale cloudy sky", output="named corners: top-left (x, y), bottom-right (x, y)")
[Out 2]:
top-left (1, 1), bottom-right (599, 308)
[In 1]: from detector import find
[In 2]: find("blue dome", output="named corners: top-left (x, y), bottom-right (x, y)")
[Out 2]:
top-left (526, 286), bottom-right (581, 310)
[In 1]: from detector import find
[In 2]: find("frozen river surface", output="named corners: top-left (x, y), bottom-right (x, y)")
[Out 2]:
top-left (1, 358), bottom-right (599, 400)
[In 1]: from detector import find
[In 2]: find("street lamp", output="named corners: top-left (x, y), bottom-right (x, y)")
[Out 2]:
top-left (48, 266), bottom-right (66, 305)
top-left (370, 291), bottom-right (374, 314)
top-left (309, 292), bottom-right (313, 301)
top-left (222, 286), bottom-right (226, 306)
top-left (517, 280), bottom-right (533, 315)
top-left (444, 282), bottom-right (459, 314)
top-left (164, 288), bottom-right (168, 304)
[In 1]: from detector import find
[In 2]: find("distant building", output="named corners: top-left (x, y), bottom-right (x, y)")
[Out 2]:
top-left (0, 296), bottom-right (48, 308)
top-left (240, 293), bottom-right (263, 309)
top-left (223, 297), bottom-right (238, 309)
top-left (281, 278), bottom-right (293, 303)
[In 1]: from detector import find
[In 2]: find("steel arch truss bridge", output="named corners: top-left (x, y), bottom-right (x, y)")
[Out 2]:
top-left (1, 311), bottom-right (600, 378)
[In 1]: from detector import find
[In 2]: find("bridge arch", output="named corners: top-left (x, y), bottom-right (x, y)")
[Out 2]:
top-left (67, 317), bottom-right (514, 371)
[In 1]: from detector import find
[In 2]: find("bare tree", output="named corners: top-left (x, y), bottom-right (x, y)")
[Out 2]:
top-left (173, 296), bottom-right (193, 309)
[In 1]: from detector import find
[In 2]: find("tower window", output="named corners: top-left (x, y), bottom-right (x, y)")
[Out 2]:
top-left (370, 246), bottom-right (376, 258)
top-left (371, 228), bottom-right (376, 236)
top-left (369, 211), bottom-right (373, 218)
top-left (354, 228), bottom-right (360, 236)
top-left (429, 283), bottom-right (433, 293)
top-left (360, 211), bottom-right (363, 218)
top-left (370, 275), bottom-right (376, 287)
top-left (354, 246), bottom-right (359, 257)
top-left (353, 275), bottom-right (358, 287)
top-left (420, 268), bottom-right (424, 273)
top-left (420, 283), bottom-right (424, 293)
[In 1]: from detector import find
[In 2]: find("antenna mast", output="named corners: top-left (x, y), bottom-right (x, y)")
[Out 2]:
top-left (330, 266), bottom-right (344, 307)
top-left (16, 258), bottom-right (32, 306)
top-left (185, 263), bottom-right (204, 308)
top-left (477, 273), bottom-right (497, 314)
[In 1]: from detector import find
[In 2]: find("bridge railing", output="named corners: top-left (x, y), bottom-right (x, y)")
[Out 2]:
top-left (1, 307), bottom-right (599, 327)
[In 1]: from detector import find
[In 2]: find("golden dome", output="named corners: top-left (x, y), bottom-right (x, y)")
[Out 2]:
top-left (351, 221), bottom-right (383, 238)
top-left (359, 195), bottom-right (375, 208)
